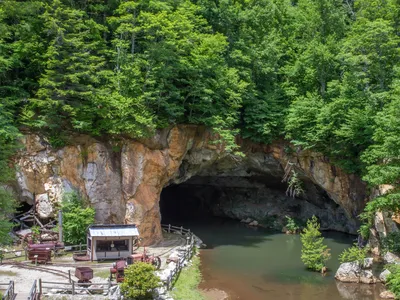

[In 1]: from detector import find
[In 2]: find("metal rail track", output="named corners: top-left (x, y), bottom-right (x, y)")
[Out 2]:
top-left (2, 262), bottom-right (70, 279)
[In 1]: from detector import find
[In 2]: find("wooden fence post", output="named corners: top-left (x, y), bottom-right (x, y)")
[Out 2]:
top-left (38, 278), bottom-right (42, 295)
top-left (168, 224), bottom-right (171, 233)
top-left (72, 281), bottom-right (75, 295)
top-left (180, 226), bottom-right (183, 234)
top-left (68, 270), bottom-right (71, 283)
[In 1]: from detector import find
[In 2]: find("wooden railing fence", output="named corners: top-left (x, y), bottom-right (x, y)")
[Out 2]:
top-left (28, 280), bottom-right (38, 300)
top-left (32, 278), bottom-right (116, 297)
top-left (161, 224), bottom-right (196, 290)
top-left (0, 249), bottom-right (26, 262)
top-left (0, 281), bottom-right (14, 300)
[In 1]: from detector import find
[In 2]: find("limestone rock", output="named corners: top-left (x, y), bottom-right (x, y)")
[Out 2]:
top-left (241, 218), bottom-right (252, 223)
top-left (384, 252), bottom-right (400, 264)
top-left (369, 228), bottom-right (381, 256)
top-left (335, 260), bottom-right (379, 284)
top-left (14, 125), bottom-right (367, 244)
top-left (248, 220), bottom-right (259, 226)
top-left (36, 193), bottom-right (53, 218)
top-left (380, 290), bottom-right (396, 299)
top-left (380, 269), bottom-right (391, 283)
top-left (362, 257), bottom-right (374, 269)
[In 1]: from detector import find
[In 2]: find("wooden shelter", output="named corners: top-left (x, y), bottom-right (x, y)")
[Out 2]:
top-left (87, 224), bottom-right (139, 261)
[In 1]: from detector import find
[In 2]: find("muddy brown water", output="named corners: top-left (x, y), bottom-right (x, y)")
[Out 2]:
top-left (182, 218), bottom-right (384, 300)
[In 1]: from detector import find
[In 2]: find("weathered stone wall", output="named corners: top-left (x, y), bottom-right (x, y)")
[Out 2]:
top-left (14, 125), bottom-right (367, 244)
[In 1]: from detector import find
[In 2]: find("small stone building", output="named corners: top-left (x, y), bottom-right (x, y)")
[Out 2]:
top-left (87, 224), bottom-right (139, 261)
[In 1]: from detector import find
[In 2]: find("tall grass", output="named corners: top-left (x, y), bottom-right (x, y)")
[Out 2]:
top-left (171, 255), bottom-right (204, 300)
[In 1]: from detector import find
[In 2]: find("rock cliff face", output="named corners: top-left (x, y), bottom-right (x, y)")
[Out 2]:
top-left (14, 125), bottom-right (367, 244)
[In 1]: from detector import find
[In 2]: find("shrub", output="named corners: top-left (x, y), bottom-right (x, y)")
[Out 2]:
top-left (300, 216), bottom-right (331, 272)
top-left (62, 192), bottom-right (95, 245)
top-left (339, 244), bottom-right (368, 264)
top-left (381, 232), bottom-right (400, 255)
top-left (386, 264), bottom-right (400, 298)
top-left (286, 170), bottom-right (305, 198)
top-left (120, 262), bottom-right (161, 300)
top-left (285, 215), bottom-right (300, 234)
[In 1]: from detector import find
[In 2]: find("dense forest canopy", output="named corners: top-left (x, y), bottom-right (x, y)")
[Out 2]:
top-left (0, 0), bottom-right (399, 230)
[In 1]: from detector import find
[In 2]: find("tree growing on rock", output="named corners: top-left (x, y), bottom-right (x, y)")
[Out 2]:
top-left (120, 262), bottom-right (160, 300)
top-left (62, 192), bottom-right (95, 245)
top-left (300, 215), bottom-right (331, 272)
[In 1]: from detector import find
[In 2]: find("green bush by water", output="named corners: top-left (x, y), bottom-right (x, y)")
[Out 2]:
top-left (339, 244), bottom-right (368, 264)
top-left (300, 216), bottom-right (331, 272)
top-left (285, 215), bottom-right (300, 234)
top-left (385, 264), bottom-right (400, 298)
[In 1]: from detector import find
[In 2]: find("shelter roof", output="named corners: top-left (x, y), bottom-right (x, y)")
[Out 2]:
top-left (88, 224), bottom-right (139, 237)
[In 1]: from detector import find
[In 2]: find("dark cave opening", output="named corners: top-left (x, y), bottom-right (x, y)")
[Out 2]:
top-left (160, 183), bottom-right (218, 224)
top-left (17, 201), bottom-right (33, 215)
top-left (159, 174), bottom-right (357, 233)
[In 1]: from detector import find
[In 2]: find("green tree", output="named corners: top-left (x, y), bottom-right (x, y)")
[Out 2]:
top-left (120, 262), bottom-right (160, 300)
top-left (108, 0), bottom-right (245, 151)
top-left (300, 216), bottom-right (331, 272)
top-left (62, 192), bottom-right (95, 245)
top-left (23, 0), bottom-right (109, 139)
top-left (0, 187), bottom-right (16, 245)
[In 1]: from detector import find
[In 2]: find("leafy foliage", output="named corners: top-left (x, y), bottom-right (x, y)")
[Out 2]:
top-left (381, 232), bottom-right (400, 255)
top-left (120, 262), bottom-right (160, 300)
top-left (300, 216), bottom-right (331, 272)
top-left (0, 188), bottom-right (16, 245)
top-left (339, 244), bottom-right (368, 264)
top-left (61, 192), bottom-right (95, 245)
top-left (285, 215), bottom-right (300, 234)
top-left (0, 0), bottom-right (400, 239)
top-left (386, 264), bottom-right (400, 298)
top-left (286, 171), bottom-right (305, 198)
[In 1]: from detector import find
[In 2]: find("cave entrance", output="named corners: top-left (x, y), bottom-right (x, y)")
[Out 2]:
top-left (159, 174), bottom-right (355, 233)
top-left (14, 201), bottom-right (34, 229)
top-left (160, 181), bottom-right (220, 224)
top-left (159, 174), bottom-right (298, 227)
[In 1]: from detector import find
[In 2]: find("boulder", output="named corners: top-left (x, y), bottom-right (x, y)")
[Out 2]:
top-left (363, 257), bottom-right (374, 269)
top-left (248, 220), bottom-right (259, 226)
top-left (384, 252), bottom-right (400, 264)
top-left (359, 269), bottom-right (379, 284)
top-left (241, 218), bottom-right (252, 223)
top-left (380, 290), bottom-right (396, 299)
top-left (368, 228), bottom-right (381, 256)
top-left (380, 269), bottom-right (391, 283)
top-left (335, 262), bottom-right (361, 283)
top-left (335, 260), bottom-right (379, 284)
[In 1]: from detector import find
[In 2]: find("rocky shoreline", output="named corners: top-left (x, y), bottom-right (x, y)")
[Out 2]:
top-left (335, 252), bottom-right (400, 299)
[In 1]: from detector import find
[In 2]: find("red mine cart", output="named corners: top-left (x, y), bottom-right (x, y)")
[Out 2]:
top-left (27, 248), bottom-right (52, 264)
top-left (75, 267), bottom-right (93, 283)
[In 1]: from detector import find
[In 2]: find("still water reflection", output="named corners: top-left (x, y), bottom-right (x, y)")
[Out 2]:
top-left (183, 218), bottom-right (384, 300)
